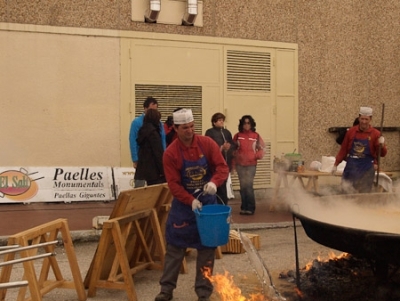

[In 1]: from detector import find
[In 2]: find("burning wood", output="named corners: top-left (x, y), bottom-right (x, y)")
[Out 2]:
top-left (304, 252), bottom-right (348, 271)
top-left (279, 253), bottom-right (400, 301)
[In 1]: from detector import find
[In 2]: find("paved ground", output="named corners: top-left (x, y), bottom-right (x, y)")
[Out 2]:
top-left (0, 195), bottom-right (341, 301)
top-left (1, 225), bottom-right (342, 301)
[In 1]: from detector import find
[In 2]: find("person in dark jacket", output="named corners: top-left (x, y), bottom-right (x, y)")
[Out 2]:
top-left (205, 112), bottom-right (235, 205)
top-left (135, 109), bottom-right (166, 186)
top-left (336, 117), bottom-right (359, 145)
top-left (129, 96), bottom-right (166, 187)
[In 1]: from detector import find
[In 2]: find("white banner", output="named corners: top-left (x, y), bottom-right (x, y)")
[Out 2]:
top-left (0, 167), bottom-right (114, 203)
top-left (113, 167), bottom-right (136, 196)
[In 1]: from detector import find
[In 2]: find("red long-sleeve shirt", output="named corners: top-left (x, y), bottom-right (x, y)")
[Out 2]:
top-left (334, 125), bottom-right (387, 166)
top-left (163, 134), bottom-right (229, 205)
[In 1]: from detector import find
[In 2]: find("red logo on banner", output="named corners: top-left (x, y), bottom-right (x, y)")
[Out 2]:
top-left (0, 169), bottom-right (43, 201)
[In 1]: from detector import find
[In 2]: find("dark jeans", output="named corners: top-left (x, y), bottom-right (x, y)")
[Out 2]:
top-left (158, 244), bottom-right (215, 298)
top-left (134, 179), bottom-right (146, 188)
top-left (147, 176), bottom-right (166, 186)
top-left (236, 165), bottom-right (256, 213)
top-left (216, 179), bottom-right (228, 205)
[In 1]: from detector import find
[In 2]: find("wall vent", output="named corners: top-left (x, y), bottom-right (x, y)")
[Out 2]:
top-left (227, 50), bottom-right (271, 92)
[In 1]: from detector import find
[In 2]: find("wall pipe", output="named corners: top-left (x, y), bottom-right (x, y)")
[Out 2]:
top-left (145, 0), bottom-right (161, 23)
top-left (182, 0), bottom-right (198, 26)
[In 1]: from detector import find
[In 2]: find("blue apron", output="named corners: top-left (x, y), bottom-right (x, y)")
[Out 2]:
top-left (342, 136), bottom-right (374, 185)
top-left (165, 146), bottom-right (217, 249)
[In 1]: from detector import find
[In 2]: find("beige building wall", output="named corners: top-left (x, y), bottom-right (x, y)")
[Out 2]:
top-left (0, 30), bottom-right (121, 166)
top-left (1, 25), bottom-right (297, 182)
top-left (1, 1), bottom-right (400, 172)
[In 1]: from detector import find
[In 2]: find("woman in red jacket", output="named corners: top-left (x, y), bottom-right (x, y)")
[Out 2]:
top-left (232, 115), bottom-right (265, 215)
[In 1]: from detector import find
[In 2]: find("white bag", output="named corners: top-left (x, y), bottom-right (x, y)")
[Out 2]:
top-left (309, 161), bottom-right (322, 171)
top-left (226, 173), bottom-right (235, 199)
top-left (318, 156), bottom-right (346, 173)
top-left (319, 156), bottom-right (336, 173)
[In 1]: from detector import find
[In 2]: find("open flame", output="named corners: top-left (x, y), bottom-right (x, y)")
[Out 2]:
top-left (296, 252), bottom-right (351, 299)
top-left (294, 287), bottom-right (303, 298)
top-left (203, 267), bottom-right (267, 301)
top-left (305, 252), bottom-right (348, 271)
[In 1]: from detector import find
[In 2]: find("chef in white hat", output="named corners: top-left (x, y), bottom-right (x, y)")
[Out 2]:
top-left (332, 106), bottom-right (387, 193)
top-left (155, 108), bottom-right (229, 301)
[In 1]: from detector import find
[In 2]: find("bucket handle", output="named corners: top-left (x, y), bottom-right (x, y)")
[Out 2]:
top-left (194, 190), bottom-right (227, 216)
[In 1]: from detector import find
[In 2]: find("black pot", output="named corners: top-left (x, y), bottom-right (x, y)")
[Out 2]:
top-left (292, 193), bottom-right (400, 278)
top-left (294, 211), bottom-right (400, 266)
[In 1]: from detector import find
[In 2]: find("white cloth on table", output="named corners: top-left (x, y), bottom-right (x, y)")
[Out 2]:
top-left (374, 172), bottom-right (393, 192)
top-left (336, 161), bottom-right (346, 173)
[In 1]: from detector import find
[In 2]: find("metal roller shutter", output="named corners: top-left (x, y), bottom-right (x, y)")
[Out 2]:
top-left (135, 84), bottom-right (202, 133)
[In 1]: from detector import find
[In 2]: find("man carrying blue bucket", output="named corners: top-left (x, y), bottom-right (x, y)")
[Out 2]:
top-left (155, 108), bottom-right (229, 301)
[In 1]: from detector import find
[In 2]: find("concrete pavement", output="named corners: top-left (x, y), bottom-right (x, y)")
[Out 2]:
top-left (0, 195), bottom-right (331, 301)
top-left (1, 225), bottom-right (340, 301)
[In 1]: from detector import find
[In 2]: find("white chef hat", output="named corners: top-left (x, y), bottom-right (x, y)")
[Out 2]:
top-left (173, 108), bottom-right (194, 125)
top-left (359, 106), bottom-right (373, 116)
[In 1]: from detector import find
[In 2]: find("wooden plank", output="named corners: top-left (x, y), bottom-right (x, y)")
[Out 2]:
top-left (110, 219), bottom-right (137, 301)
top-left (58, 220), bottom-right (87, 301)
top-left (84, 184), bottom-right (173, 290)
top-left (86, 207), bottom-right (168, 300)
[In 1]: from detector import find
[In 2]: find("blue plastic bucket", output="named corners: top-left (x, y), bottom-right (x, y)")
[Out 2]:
top-left (194, 204), bottom-right (231, 247)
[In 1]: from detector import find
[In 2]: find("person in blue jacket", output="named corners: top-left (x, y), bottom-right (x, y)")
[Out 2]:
top-left (129, 96), bottom-right (166, 187)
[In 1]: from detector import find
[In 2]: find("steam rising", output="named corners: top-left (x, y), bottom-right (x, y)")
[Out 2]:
top-left (283, 183), bottom-right (400, 235)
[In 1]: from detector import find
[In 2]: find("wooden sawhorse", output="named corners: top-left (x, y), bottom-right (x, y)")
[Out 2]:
top-left (0, 219), bottom-right (86, 301)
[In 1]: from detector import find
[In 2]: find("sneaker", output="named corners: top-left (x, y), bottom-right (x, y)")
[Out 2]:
top-left (244, 210), bottom-right (254, 215)
top-left (155, 292), bottom-right (173, 301)
top-left (198, 297), bottom-right (210, 301)
top-left (239, 210), bottom-right (247, 215)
